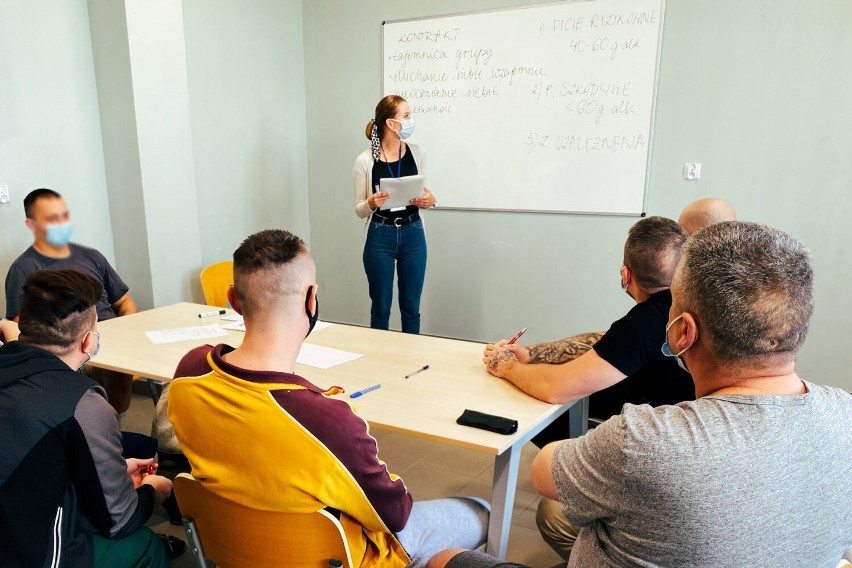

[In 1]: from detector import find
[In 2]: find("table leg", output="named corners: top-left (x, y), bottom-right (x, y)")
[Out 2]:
top-left (486, 443), bottom-right (521, 559)
top-left (567, 396), bottom-right (589, 438)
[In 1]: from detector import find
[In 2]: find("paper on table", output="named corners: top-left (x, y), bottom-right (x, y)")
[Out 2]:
top-left (145, 325), bottom-right (230, 344)
top-left (297, 343), bottom-right (362, 369)
top-left (220, 313), bottom-right (243, 322)
top-left (221, 319), bottom-right (334, 334)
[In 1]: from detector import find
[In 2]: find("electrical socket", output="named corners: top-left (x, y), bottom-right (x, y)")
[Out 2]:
top-left (683, 163), bottom-right (702, 180)
top-left (0, 185), bottom-right (10, 204)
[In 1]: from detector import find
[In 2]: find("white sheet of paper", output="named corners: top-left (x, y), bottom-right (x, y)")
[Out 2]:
top-left (379, 175), bottom-right (424, 210)
top-left (220, 313), bottom-right (243, 322)
top-left (220, 320), bottom-right (333, 334)
top-left (297, 343), bottom-right (362, 369)
top-left (145, 325), bottom-right (230, 344)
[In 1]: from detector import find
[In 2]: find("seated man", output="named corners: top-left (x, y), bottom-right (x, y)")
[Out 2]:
top-left (4, 188), bottom-right (138, 417)
top-left (169, 229), bottom-right (489, 568)
top-left (677, 197), bottom-right (736, 235)
top-left (432, 221), bottom-right (852, 567)
top-left (0, 269), bottom-right (173, 567)
top-left (484, 216), bottom-right (693, 558)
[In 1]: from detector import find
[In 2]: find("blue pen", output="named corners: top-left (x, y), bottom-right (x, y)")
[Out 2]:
top-left (349, 384), bottom-right (382, 399)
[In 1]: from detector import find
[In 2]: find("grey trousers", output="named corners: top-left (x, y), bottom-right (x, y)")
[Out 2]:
top-left (396, 497), bottom-right (490, 568)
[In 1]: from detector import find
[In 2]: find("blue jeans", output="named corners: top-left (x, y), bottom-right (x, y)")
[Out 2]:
top-left (362, 219), bottom-right (427, 334)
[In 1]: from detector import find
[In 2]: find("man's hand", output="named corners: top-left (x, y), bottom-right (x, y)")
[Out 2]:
top-left (493, 340), bottom-right (532, 364)
top-left (126, 457), bottom-right (157, 489)
top-left (483, 344), bottom-right (521, 378)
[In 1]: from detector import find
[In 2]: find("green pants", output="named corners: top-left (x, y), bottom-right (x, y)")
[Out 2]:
top-left (93, 527), bottom-right (170, 568)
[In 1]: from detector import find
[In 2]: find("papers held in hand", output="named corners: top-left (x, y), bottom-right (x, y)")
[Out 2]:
top-left (379, 175), bottom-right (425, 210)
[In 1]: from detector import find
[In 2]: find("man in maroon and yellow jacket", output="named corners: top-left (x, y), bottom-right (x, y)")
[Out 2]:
top-left (170, 229), bottom-right (488, 568)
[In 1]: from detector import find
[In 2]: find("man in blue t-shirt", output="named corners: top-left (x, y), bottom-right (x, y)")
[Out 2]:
top-left (4, 188), bottom-right (139, 415)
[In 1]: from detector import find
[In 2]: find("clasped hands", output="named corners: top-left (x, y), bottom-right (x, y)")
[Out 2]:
top-left (126, 457), bottom-right (173, 504)
top-left (368, 187), bottom-right (436, 210)
top-left (483, 340), bottom-right (531, 378)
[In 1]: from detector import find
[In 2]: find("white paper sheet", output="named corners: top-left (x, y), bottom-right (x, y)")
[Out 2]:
top-left (297, 343), bottom-right (362, 369)
top-left (379, 175), bottom-right (425, 210)
top-left (145, 325), bottom-right (230, 344)
top-left (220, 319), bottom-right (334, 334)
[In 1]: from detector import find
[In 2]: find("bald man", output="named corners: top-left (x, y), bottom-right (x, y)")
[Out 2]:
top-left (678, 198), bottom-right (736, 235)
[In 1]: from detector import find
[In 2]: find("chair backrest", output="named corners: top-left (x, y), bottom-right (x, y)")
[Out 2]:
top-left (199, 261), bottom-right (233, 308)
top-left (174, 473), bottom-right (354, 568)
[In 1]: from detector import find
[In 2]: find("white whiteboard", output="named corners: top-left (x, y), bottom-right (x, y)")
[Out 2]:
top-left (382, 0), bottom-right (665, 215)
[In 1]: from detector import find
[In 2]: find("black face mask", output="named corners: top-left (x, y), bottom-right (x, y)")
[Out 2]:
top-left (305, 286), bottom-right (319, 338)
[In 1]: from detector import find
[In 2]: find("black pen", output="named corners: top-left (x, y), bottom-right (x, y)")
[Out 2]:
top-left (405, 364), bottom-right (429, 379)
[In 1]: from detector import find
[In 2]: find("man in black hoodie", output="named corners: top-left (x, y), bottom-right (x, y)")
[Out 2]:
top-left (0, 269), bottom-right (172, 567)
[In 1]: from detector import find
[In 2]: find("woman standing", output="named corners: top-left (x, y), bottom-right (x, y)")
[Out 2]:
top-left (353, 95), bottom-right (436, 334)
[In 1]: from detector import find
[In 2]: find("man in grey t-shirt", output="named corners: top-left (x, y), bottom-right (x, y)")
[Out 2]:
top-left (430, 222), bottom-right (852, 568)
top-left (4, 189), bottom-right (139, 416)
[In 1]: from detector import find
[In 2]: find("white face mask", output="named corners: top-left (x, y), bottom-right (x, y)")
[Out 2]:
top-left (391, 117), bottom-right (415, 140)
top-left (84, 330), bottom-right (101, 363)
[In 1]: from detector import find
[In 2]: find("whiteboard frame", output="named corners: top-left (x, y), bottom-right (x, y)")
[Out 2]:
top-left (381, 0), bottom-right (666, 217)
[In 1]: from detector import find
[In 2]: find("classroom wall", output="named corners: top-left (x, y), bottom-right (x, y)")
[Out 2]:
top-left (303, 0), bottom-right (852, 392)
top-left (0, 0), bottom-right (116, 316)
top-left (182, 0), bottom-right (311, 265)
top-left (1, 0), bottom-right (310, 314)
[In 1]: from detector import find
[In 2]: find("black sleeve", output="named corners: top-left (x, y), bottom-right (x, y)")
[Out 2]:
top-left (593, 300), bottom-right (667, 377)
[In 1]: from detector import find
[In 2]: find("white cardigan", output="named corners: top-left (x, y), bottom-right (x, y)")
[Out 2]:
top-left (352, 143), bottom-right (425, 225)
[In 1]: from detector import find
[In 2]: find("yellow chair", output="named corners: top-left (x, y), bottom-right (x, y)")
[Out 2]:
top-left (174, 473), bottom-right (354, 568)
top-left (199, 261), bottom-right (233, 308)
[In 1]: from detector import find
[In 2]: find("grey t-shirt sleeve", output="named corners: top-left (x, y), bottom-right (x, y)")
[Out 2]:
top-left (92, 249), bottom-right (129, 305)
top-left (4, 263), bottom-right (29, 319)
top-left (551, 415), bottom-right (628, 526)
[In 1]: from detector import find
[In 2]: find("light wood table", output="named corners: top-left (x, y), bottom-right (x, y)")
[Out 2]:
top-left (92, 302), bottom-right (587, 559)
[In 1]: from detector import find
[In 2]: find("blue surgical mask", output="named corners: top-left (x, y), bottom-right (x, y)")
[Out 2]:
top-left (392, 117), bottom-right (415, 140)
top-left (46, 223), bottom-right (73, 247)
top-left (661, 314), bottom-right (690, 373)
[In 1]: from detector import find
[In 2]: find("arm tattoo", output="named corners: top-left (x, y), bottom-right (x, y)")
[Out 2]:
top-left (528, 331), bottom-right (604, 364)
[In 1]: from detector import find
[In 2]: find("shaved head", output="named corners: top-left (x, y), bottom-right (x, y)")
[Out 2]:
top-left (232, 230), bottom-right (315, 318)
top-left (678, 198), bottom-right (736, 235)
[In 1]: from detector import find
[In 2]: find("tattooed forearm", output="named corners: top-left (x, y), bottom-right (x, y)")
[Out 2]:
top-left (528, 331), bottom-right (604, 364)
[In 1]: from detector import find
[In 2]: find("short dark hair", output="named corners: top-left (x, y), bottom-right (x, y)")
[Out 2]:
top-left (623, 216), bottom-right (687, 290)
top-left (24, 188), bottom-right (62, 219)
top-left (676, 221), bottom-right (813, 362)
top-left (18, 269), bottom-right (102, 351)
top-left (232, 230), bottom-right (307, 315)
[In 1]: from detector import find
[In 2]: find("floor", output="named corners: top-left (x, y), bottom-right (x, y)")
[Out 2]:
top-left (125, 390), bottom-right (563, 568)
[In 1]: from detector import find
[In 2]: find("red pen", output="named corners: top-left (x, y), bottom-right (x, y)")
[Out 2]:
top-left (507, 327), bottom-right (527, 345)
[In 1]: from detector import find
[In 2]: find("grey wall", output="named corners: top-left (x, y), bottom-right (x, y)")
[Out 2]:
top-left (183, 0), bottom-right (310, 264)
top-left (0, 0), bottom-right (116, 316)
top-left (2, 1), bottom-right (849, 392)
top-left (2, 0), bottom-right (309, 315)
top-left (303, 0), bottom-right (852, 392)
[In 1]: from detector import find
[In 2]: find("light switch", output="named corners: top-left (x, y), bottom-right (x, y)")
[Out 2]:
top-left (684, 163), bottom-right (702, 180)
